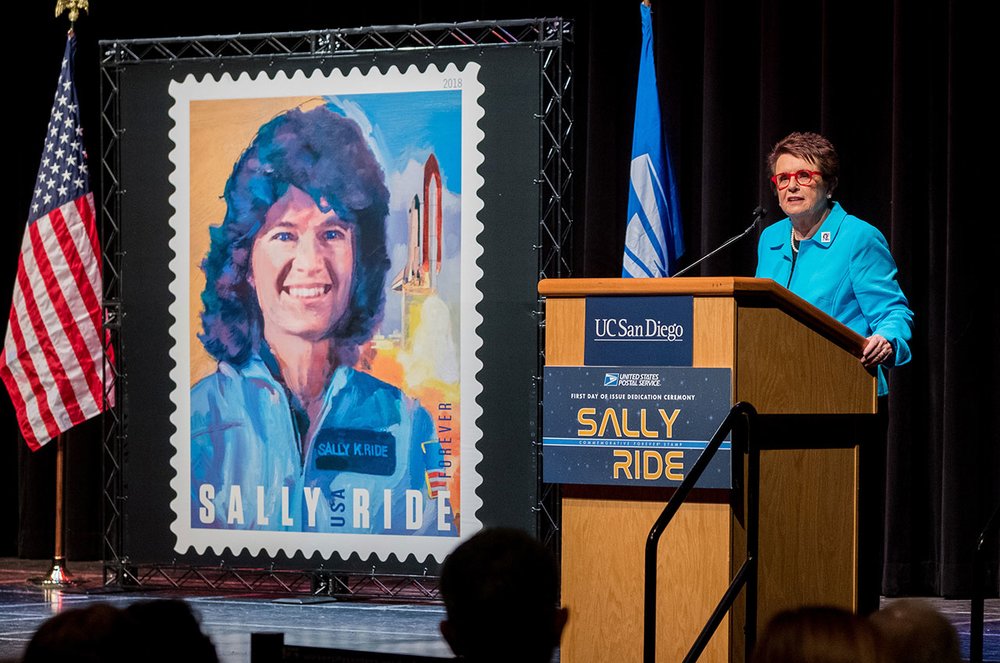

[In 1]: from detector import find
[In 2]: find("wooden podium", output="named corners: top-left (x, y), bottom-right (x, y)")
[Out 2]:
top-left (538, 277), bottom-right (877, 663)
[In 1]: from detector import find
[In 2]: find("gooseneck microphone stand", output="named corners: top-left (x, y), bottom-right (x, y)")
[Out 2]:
top-left (671, 206), bottom-right (766, 277)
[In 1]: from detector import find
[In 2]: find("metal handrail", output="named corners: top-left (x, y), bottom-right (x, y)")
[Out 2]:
top-left (970, 502), bottom-right (1000, 663)
top-left (644, 401), bottom-right (759, 663)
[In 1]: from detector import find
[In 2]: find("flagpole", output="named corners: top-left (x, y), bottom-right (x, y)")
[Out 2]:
top-left (30, 434), bottom-right (75, 586)
top-left (51, 434), bottom-right (73, 584)
top-left (26, 0), bottom-right (92, 589)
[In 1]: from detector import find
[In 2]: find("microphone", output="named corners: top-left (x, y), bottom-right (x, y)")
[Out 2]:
top-left (671, 206), bottom-right (766, 277)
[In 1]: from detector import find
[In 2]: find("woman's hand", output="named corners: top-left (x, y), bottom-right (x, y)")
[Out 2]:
top-left (861, 334), bottom-right (893, 367)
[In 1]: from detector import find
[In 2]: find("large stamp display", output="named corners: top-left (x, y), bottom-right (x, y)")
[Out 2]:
top-left (165, 65), bottom-right (485, 561)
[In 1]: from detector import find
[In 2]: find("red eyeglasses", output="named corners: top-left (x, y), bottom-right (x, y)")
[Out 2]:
top-left (770, 169), bottom-right (822, 190)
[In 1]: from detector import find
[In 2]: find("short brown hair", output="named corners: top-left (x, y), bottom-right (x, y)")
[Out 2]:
top-left (767, 131), bottom-right (840, 190)
top-left (869, 599), bottom-right (961, 663)
top-left (752, 605), bottom-right (885, 663)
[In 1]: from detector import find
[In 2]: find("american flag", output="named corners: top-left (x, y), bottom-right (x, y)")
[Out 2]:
top-left (425, 469), bottom-right (450, 498)
top-left (0, 33), bottom-right (111, 450)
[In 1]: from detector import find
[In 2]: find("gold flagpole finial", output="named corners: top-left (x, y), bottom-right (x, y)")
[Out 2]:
top-left (55, 0), bottom-right (89, 26)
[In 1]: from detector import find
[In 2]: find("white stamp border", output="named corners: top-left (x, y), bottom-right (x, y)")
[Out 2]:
top-left (165, 63), bottom-right (485, 562)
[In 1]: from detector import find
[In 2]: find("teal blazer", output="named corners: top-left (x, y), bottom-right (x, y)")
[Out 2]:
top-left (756, 202), bottom-right (913, 396)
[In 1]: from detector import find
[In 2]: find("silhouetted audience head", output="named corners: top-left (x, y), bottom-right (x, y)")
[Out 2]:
top-left (752, 605), bottom-right (884, 663)
top-left (22, 599), bottom-right (218, 663)
top-left (439, 528), bottom-right (567, 663)
top-left (869, 598), bottom-right (961, 663)
top-left (124, 599), bottom-right (219, 663)
top-left (22, 604), bottom-right (130, 663)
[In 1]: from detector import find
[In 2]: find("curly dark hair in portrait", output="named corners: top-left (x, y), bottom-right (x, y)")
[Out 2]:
top-left (199, 105), bottom-right (390, 368)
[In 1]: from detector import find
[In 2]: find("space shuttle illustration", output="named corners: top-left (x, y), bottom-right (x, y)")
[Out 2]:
top-left (392, 153), bottom-right (442, 294)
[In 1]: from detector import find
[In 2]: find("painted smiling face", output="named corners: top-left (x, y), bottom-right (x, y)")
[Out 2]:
top-left (250, 185), bottom-right (354, 343)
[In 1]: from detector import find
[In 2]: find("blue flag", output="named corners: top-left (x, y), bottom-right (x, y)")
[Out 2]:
top-left (623, 2), bottom-right (684, 278)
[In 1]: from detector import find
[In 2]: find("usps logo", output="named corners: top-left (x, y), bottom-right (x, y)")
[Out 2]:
top-left (604, 373), bottom-right (620, 387)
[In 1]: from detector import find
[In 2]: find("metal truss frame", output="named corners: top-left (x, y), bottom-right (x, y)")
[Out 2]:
top-left (101, 19), bottom-right (569, 63)
top-left (533, 24), bottom-right (573, 565)
top-left (99, 47), bottom-right (126, 589)
top-left (111, 563), bottom-right (440, 600)
top-left (98, 17), bottom-right (573, 596)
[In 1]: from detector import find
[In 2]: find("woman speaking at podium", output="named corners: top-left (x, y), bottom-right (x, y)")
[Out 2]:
top-left (756, 131), bottom-right (913, 391)
top-left (755, 131), bottom-right (914, 613)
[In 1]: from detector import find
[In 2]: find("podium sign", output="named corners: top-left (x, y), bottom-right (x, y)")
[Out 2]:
top-left (584, 296), bottom-right (693, 366)
top-left (542, 366), bottom-right (732, 488)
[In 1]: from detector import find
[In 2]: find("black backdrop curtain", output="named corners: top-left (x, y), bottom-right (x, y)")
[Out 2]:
top-left (4, 0), bottom-right (995, 597)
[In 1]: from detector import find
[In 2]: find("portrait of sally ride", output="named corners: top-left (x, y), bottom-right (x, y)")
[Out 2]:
top-left (164, 65), bottom-right (485, 560)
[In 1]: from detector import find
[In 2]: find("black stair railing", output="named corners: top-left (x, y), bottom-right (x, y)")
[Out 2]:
top-left (643, 401), bottom-right (759, 663)
top-left (970, 502), bottom-right (1000, 663)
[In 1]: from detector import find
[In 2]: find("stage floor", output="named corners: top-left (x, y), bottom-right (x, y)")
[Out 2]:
top-left (0, 559), bottom-right (451, 662)
top-left (0, 559), bottom-right (997, 662)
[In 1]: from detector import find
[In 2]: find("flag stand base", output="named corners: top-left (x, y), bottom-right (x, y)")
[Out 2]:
top-left (29, 557), bottom-right (76, 587)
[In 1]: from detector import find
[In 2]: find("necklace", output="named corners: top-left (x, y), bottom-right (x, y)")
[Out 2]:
top-left (790, 207), bottom-right (831, 252)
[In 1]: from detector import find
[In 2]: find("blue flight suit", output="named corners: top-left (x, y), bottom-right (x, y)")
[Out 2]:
top-left (190, 355), bottom-right (453, 535)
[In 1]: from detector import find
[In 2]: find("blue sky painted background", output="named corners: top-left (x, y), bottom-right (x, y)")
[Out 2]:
top-left (324, 90), bottom-right (464, 338)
